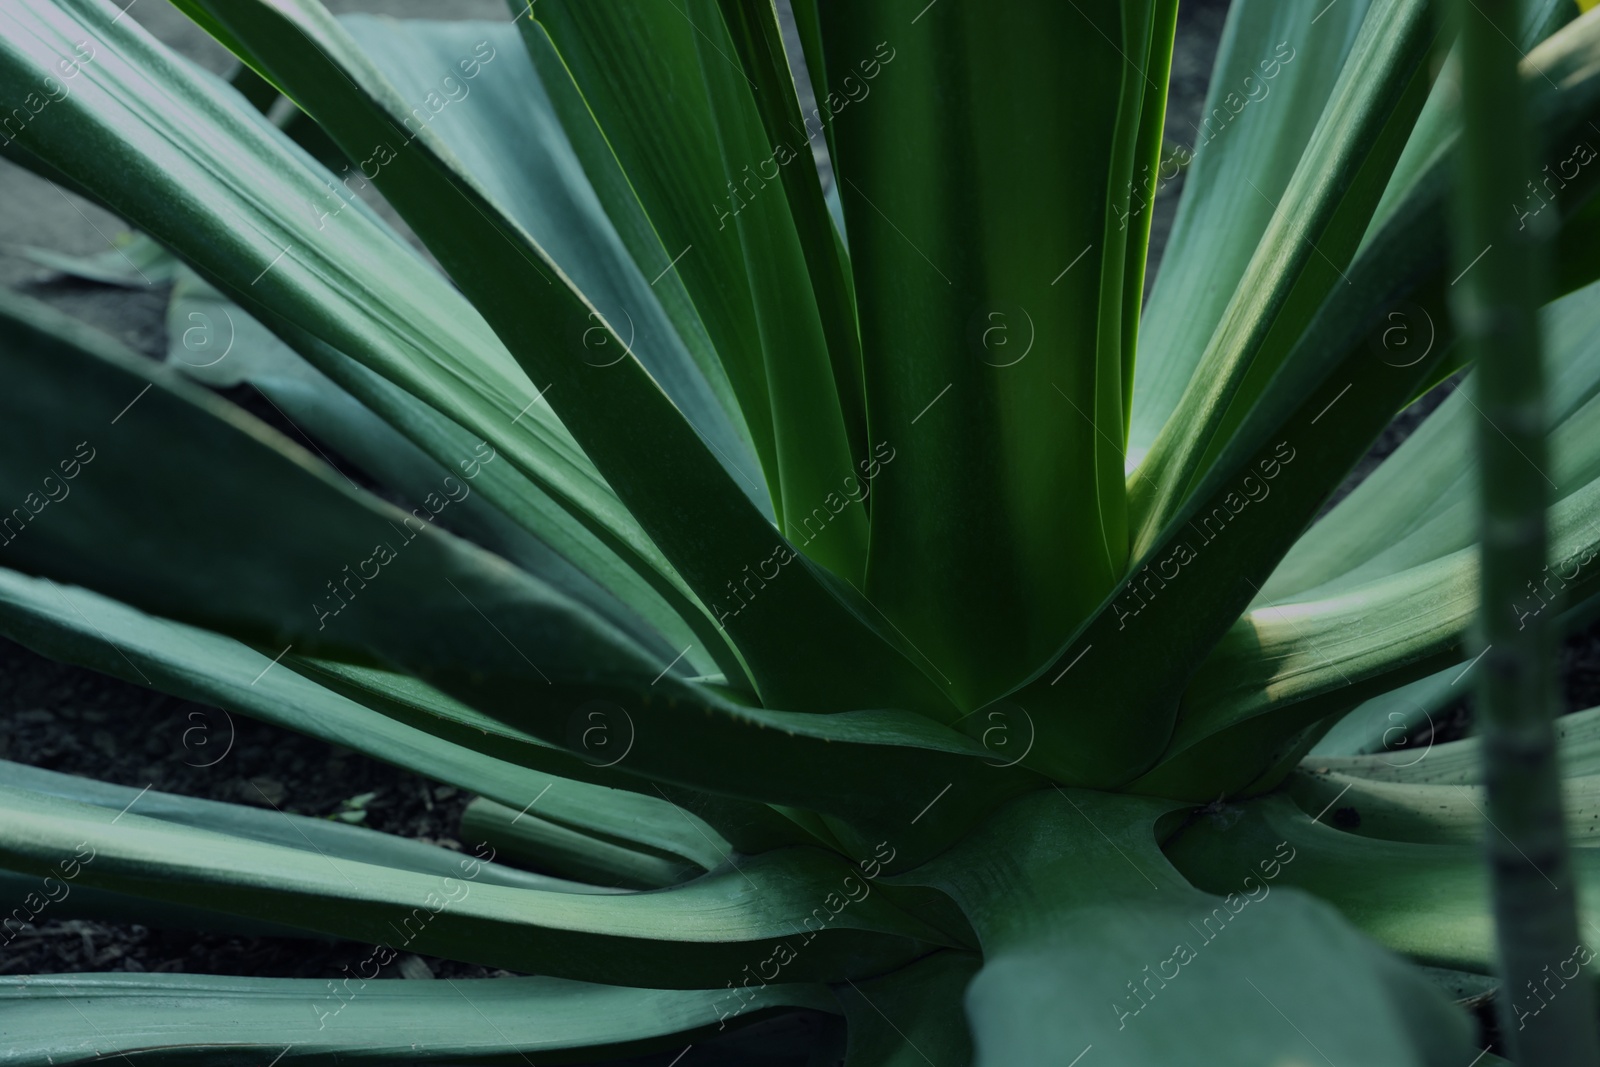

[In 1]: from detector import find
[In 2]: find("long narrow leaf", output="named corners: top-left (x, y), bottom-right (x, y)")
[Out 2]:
top-left (0, 290), bottom-right (1032, 862)
top-left (170, 0), bottom-right (949, 715)
top-left (1001, 12), bottom-right (1600, 788)
top-left (0, 971), bottom-right (836, 1066)
top-left (0, 785), bottom-right (949, 987)
top-left (1132, 0), bottom-right (1377, 461)
top-left (816, 0), bottom-right (1164, 705)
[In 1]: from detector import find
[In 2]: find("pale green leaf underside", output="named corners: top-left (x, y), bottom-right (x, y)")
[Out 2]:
top-left (901, 790), bottom-right (1472, 1067)
top-left (0, 971), bottom-right (835, 1065)
top-left (1288, 766), bottom-right (1600, 845)
top-left (1132, 0), bottom-right (1376, 461)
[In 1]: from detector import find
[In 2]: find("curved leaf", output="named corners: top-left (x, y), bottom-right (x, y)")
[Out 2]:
top-left (1166, 794), bottom-right (1600, 975)
top-left (4, 229), bottom-right (176, 288)
top-left (1131, 0), bottom-right (1377, 460)
top-left (0, 291), bottom-right (1032, 863)
top-left (170, 0), bottom-right (950, 715)
top-left (1001, 11), bottom-right (1600, 787)
top-left (1286, 768), bottom-right (1600, 845)
top-left (1309, 703), bottom-right (1600, 785)
top-left (1363, 0), bottom-right (1574, 243)
top-left (896, 789), bottom-right (1473, 1067)
top-left (0, 785), bottom-right (950, 987)
top-left (1308, 662), bottom-right (1460, 758)
top-left (282, 654), bottom-right (811, 856)
top-left (715, 0), bottom-right (866, 477)
top-left (1139, 450), bottom-right (1600, 800)
top-left (506, 17), bottom-right (762, 492)
top-left (461, 796), bottom-right (702, 890)
top-left (337, 14), bottom-right (761, 502)
top-left (518, 1), bottom-right (780, 514)
top-left (0, 971), bottom-right (836, 1065)
top-left (0, 561), bottom-right (798, 858)
top-left (0, 762), bottom-right (608, 894)
top-left (0, 0), bottom-right (695, 647)
top-left (1267, 274), bottom-right (1600, 603)
top-left (164, 268), bottom-right (734, 683)
top-left (1130, 0), bottom-right (1438, 546)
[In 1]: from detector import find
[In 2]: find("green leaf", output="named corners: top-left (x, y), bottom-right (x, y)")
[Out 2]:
top-left (1168, 793), bottom-right (1600, 976)
top-left (167, 0), bottom-right (950, 715)
top-left (458, 777), bottom-right (732, 878)
top-left (0, 567), bottom-right (590, 821)
top-left (1138, 290), bottom-right (1600, 799)
top-left (691, 0), bottom-right (871, 583)
top-left (708, 0), bottom-right (873, 568)
top-left (164, 267), bottom-right (741, 685)
top-left (0, 971), bottom-right (836, 1065)
top-left (1308, 662), bottom-right (1461, 758)
top-left (519, 0), bottom-right (780, 511)
top-left (1131, 0), bottom-right (1378, 461)
top-left (1133, 545), bottom-right (1477, 799)
top-left (1362, 0), bottom-right (1575, 244)
top-left (0, 558), bottom-right (798, 858)
top-left (1130, 0), bottom-right (1440, 549)
top-left (836, 951), bottom-right (979, 1067)
top-left (282, 654), bottom-right (811, 856)
top-left (524, 0), bottom-right (873, 584)
top-left (1286, 767), bottom-right (1600, 845)
top-left (3, 229), bottom-right (176, 287)
top-left (815, 0), bottom-right (1167, 705)
top-left (0, 0), bottom-right (703, 668)
top-left (785, 0), bottom-right (836, 186)
top-left (895, 789), bottom-right (1474, 1066)
top-left (1309, 703), bottom-right (1600, 785)
top-left (289, 656), bottom-right (1039, 869)
top-left (506, 18), bottom-right (761, 488)
top-left (462, 795), bottom-right (704, 890)
top-left (1120, 0), bottom-right (1180, 431)
top-left (0, 290), bottom-right (1030, 861)
top-left (1266, 275), bottom-right (1600, 602)
top-left (0, 784), bottom-right (950, 986)
top-left (1132, 524), bottom-right (1600, 802)
top-left (336, 14), bottom-right (761, 501)
top-left (0, 761), bottom-right (606, 894)
top-left (0, 864), bottom-right (315, 940)
top-left (1003, 11), bottom-right (1600, 788)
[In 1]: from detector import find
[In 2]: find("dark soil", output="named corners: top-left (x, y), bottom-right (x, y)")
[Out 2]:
top-left (0, 637), bottom-right (507, 982)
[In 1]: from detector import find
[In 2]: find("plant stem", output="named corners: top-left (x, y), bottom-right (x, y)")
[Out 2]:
top-left (1449, 0), bottom-right (1599, 1061)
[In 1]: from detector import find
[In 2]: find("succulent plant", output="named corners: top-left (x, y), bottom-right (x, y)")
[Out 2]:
top-left (4, 0), bottom-right (1600, 1063)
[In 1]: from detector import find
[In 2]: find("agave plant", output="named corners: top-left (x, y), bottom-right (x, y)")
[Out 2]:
top-left (8, 0), bottom-right (1600, 1061)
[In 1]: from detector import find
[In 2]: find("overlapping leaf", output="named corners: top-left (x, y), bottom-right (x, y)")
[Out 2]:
top-left (0, 290), bottom-right (1030, 864)
top-left (816, 0), bottom-right (1169, 706)
top-left (1001, 10), bottom-right (1600, 790)
top-left (897, 789), bottom-right (1473, 1066)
